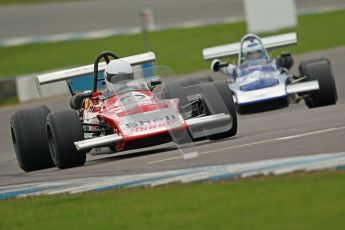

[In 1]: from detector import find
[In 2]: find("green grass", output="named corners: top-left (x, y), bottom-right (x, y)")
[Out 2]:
top-left (0, 9), bottom-right (345, 78)
top-left (0, 171), bottom-right (344, 229)
top-left (0, 96), bottom-right (18, 106)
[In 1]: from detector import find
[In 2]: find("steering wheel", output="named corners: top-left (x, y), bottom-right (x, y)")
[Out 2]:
top-left (93, 51), bottom-right (120, 92)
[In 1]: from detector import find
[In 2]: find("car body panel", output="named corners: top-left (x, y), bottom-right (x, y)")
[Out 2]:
top-left (229, 61), bottom-right (289, 107)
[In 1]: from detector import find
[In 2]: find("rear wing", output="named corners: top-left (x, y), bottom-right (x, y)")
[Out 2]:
top-left (35, 51), bottom-right (156, 86)
top-left (202, 32), bottom-right (297, 61)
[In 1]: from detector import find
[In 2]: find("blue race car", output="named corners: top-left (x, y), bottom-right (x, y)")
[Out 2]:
top-left (203, 33), bottom-right (338, 114)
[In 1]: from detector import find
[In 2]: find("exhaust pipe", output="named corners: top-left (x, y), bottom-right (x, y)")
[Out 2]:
top-left (74, 134), bottom-right (123, 151)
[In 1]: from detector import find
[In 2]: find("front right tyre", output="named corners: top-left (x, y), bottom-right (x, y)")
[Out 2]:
top-left (299, 58), bottom-right (337, 108)
top-left (10, 105), bottom-right (54, 172)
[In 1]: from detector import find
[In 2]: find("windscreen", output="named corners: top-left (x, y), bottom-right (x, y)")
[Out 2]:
top-left (66, 65), bottom-right (174, 95)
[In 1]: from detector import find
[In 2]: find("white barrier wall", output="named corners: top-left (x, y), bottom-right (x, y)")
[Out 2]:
top-left (15, 75), bottom-right (69, 102)
top-left (244, 0), bottom-right (297, 33)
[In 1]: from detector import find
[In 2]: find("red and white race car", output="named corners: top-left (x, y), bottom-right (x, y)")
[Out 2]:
top-left (11, 51), bottom-right (237, 171)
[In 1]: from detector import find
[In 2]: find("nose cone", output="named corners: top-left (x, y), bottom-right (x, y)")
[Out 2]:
top-left (240, 77), bottom-right (279, 91)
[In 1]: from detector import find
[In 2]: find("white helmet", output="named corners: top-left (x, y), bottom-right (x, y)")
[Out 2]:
top-left (104, 59), bottom-right (134, 87)
top-left (244, 42), bottom-right (264, 60)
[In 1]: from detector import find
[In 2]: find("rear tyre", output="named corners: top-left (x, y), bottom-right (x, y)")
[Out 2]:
top-left (10, 106), bottom-right (54, 172)
top-left (299, 58), bottom-right (337, 108)
top-left (46, 110), bottom-right (86, 169)
top-left (197, 82), bottom-right (237, 140)
top-left (163, 80), bottom-right (189, 107)
top-left (276, 52), bottom-right (294, 70)
top-left (179, 76), bottom-right (213, 87)
top-left (163, 80), bottom-right (196, 142)
top-left (210, 81), bottom-right (238, 139)
top-left (163, 77), bottom-right (214, 107)
top-left (164, 80), bottom-right (237, 141)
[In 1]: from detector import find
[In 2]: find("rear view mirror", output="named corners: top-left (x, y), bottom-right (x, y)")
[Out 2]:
top-left (148, 78), bottom-right (162, 90)
top-left (150, 78), bottom-right (162, 86)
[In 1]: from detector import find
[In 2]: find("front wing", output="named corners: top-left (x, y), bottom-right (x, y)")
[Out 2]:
top-left (231, 80), bottom-right (319, 105)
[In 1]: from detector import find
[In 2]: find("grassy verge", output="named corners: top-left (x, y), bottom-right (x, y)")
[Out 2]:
top-left (0, 171), bottom-right (344, 229)
top-left (0, 9), bottom-right (344, 78)
top-left (0, 96), bottom-right (18, 106)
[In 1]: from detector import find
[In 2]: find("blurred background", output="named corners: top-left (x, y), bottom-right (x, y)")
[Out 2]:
top-left (1, 2), bottom-right (345, 225)
top-left (0, 0), bottom-right (344, 104)
top-left (1, 0), bottom-right (344, 39)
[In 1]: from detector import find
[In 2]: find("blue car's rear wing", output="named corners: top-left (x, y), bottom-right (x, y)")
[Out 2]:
top-left (202, 32), bottom-right (297, 61)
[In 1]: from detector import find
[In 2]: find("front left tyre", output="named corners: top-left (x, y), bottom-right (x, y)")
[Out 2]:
top-left (10, 105), bottom-right (55, 172)
top-left (46, 110), bottom-right (86, 169)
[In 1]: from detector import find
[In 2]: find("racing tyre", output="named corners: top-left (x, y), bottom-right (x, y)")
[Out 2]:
top-left (163, 81), bottom-right (196, 142)
top-left (163, 76), bottom-right (214, 107)
top-left (299, 58), bottom-right (337, 108)
top-left (46, 110), bottom-right (86, 169)
top-left (276, 52), bottom-right (294, 70)
top-left (210, 81), bottom-right (238, 139)
top-left (163, 80), bottom-right (191, 108)
top-left (197, 82), bottom-right (237, 140)
top-left (10, 106), bottom-right (54, 172)
top-left (179, 76), bottom-right (213, 87)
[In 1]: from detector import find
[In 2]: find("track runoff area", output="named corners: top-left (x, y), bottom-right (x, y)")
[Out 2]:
top-left (0, 45), bottom-right (344, 199)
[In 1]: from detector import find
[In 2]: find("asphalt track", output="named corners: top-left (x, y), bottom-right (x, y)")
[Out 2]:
top-left (1, 0), bottom-right (345, 39)
top-left (0, 47), bottom-right (344, 187)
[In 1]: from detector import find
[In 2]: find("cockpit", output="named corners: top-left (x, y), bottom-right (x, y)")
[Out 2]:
top-left (239, 34), bottom-right (271, 66)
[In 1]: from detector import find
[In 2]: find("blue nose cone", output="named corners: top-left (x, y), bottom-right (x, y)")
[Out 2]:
top-left (240, 78), bottom-right (279, 91)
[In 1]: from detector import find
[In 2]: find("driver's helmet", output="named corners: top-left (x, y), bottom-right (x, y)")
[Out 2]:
top-left (104, 59), bottom-right (134, 92)
top-left (243, 42), bottom-right (264, 60)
